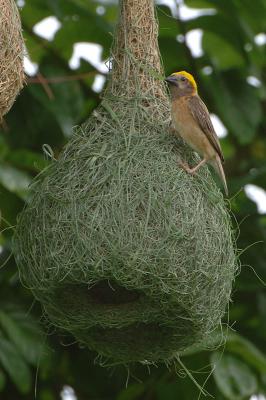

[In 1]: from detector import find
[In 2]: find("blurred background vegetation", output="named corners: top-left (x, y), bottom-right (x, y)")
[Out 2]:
top-left (0, 0), bottom-right (266, 399)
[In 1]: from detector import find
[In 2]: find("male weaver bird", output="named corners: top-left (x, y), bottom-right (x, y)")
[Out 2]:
top-left (165, 71), bottom-right (228, 196)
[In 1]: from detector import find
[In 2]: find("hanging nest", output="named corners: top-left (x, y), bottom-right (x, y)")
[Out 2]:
top-left (0, 0), bottom-right (24, 119)
top-left (14, 0), bottom-right (237, 365)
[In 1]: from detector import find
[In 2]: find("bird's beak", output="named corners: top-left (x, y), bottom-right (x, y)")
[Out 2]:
top-left (165, 76), bottom-right (177, 85)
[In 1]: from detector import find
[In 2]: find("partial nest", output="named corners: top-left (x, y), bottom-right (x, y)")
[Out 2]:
top-left (0, 0), bottom-right (24, 119)
top-left (14, 97), bottom-right (237, 364)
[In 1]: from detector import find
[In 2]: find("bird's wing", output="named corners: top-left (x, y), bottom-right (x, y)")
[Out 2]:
top-left (188, 95), bottom-right (224, 162)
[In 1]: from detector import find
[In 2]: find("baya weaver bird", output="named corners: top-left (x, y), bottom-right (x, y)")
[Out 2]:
top-left (165, 71), bottom-right (228, 196)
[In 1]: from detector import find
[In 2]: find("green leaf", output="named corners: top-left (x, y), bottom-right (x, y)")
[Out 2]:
top-left (5, 90), bottom-right (65, 149)
top-left (0, 184), bottom-right (24, 227)
top-left (117, 384), bottom-right (145, 400)
top-left (159, 37), bottom-right (189, 75)
top-left (0, 310), bottom-right (44, 366)
top-left (211, 352), bottom-right (258, 400)
top-left (202, 32), bottom-right (245, 70)
top-left (23, 31), bottom-right (48, 64)
top-left (39, 388), bottom-right (57, 400)
top-left (28, 60), bottom-right (86, 137)
top-left (204, 71), bottom-right (262, 144)
top-left (157, 5), bottom-right (180, 38)
top-left (6, 149), bottom-right (49, 173)
top-left (52, 3), bottom-right (113, 60)
top-left (0, 165), bottom-right (31, 200)
top-left (227, 333), bottom-right (266, 373)
top-left (233, 0), bottom-right (266, 34)
top-left (0, 369), bottom-right (6, 391)
top-left (187, 15), bottom-right (247, 57)
top-left (0, 336), bottom-right (32, 393)
top-left (156, 382), bottom-right (186, 400)
top-left (21, 0), bottom-right (52, 27)
top-left (184, 0), bottom-right (217, 8)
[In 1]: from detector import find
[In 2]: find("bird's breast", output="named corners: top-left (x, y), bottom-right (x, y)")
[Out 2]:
top-left (171, 98), bottom-right (216, 160)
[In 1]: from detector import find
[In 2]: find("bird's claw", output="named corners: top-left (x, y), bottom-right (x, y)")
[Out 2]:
top-left (177, 159), bottom-right (195, 175)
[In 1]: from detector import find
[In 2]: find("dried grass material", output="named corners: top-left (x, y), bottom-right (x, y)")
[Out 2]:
top-left (14, 0), bottom-right (237, 365)
top-left (108, 0), bottom-right (166, 99)
top-left (0, 0), bottom-right (24, 119)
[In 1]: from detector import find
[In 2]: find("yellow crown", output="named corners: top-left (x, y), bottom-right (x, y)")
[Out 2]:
top-left (172, 71), bottom-right (197, 91)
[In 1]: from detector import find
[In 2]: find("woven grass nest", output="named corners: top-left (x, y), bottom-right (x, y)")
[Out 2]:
top-left (14, 0), bottom-right (237, 365)
top-left (0, 0), bottom-right (24, 119)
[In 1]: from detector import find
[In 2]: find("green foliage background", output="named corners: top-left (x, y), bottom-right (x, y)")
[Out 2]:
top-left (0, 0), bottom-right (266, 398)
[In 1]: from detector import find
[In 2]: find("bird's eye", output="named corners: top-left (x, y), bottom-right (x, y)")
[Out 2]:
top-left (180, 76), bottom-right (186, 81)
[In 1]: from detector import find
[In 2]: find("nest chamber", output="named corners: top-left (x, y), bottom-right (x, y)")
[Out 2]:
top-left (14, 0), bottom-right (237, 364)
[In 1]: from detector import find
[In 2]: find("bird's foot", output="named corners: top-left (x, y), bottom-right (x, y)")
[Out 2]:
top-left (169, 125), bottom-right (177, 135)
top-left (178, 160), bottom-right (196, 175)
top-left (178, 158), bottom-right (207, 175)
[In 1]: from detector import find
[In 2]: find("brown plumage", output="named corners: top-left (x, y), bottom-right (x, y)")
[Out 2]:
top-left (165, 71), bottom-right (228, 195)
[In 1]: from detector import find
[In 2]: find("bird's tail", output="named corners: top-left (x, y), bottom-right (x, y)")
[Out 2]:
top-left (211, 156), bottom-right (228, 196)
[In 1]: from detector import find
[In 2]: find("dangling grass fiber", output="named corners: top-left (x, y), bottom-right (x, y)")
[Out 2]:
top-left (14, 0), bottom-right (237, 365)
top-left (0, 0), bottom-right (24, 119)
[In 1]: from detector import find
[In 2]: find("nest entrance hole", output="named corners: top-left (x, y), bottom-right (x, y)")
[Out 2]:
top-left (88, 280), bottom-right (141, 305)
top-left (55, 280), bottom-right (142, 309)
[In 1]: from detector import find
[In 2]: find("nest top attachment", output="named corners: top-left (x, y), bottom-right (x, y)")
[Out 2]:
top-left (106, 0), bottom-right (166, 100)
top-left (0, 0), bottom-right (24, 119)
